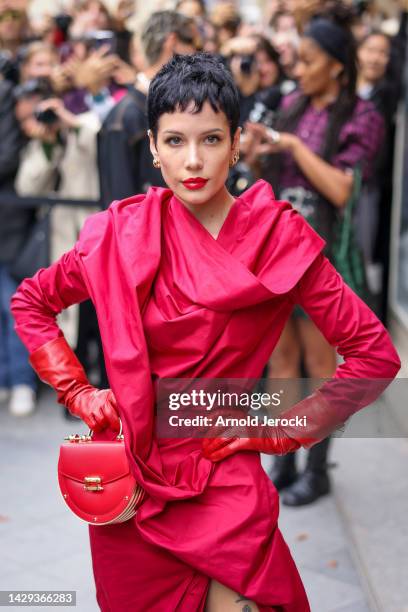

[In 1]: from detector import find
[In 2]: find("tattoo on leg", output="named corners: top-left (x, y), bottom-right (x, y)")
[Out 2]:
top-left (235, 595), bottom-right (252, 611)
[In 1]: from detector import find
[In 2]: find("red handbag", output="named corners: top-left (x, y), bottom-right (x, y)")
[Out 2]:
top-left (58, 422), bottom-right (145, 525)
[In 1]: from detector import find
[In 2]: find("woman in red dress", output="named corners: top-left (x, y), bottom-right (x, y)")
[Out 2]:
top-left (11, 53), bottom-right (400, 611)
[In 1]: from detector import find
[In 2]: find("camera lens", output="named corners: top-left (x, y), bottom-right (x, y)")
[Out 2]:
top-left (34, 107), bottom-right (59, 125)
top-left (240, 55), bottom-right (255, 75)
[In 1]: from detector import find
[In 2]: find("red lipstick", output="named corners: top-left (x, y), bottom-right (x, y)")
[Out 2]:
top-left (182, 177), bottom-right (208, 190)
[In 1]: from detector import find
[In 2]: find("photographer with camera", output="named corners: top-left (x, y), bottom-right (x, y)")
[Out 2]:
top-left (249, 36), bottom-right (296, 123)
top-left (221, 36), bottom-right (260, 123)
top-left (17, 40), bottom-right (81, 100)
top-left (14, 81), bottom-right (101, 355)
top-left (49, 1), bottom-right (138, 119)
top-left (222, 34), bottom-right (295, 195)
top-left (68, 0), bottom-right (135, 63)
top-left (0, 72), bottom-right (37, 417)
top-left (61, 0), bottom-right (136, 94)
top-left (20, 41), bottom-right (58, 80)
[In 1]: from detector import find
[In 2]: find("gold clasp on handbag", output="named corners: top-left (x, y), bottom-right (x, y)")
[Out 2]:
top-left (84, 476), bottom-right (103, 492)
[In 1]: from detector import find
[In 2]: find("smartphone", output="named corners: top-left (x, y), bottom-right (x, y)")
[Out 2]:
top-left (265, 128), bottom-right (281, 144)
top-left (86, 30), bottom-right (117, 54)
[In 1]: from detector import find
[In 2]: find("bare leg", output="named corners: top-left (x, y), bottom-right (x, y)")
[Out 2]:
top-left (297, 318), bottom-right (336, 379)
top-left (266, 317), bottom-right (303, 485)
top-left (268, 317), bottom-right (302, 379)
top-left (205, 579), bottom-right (260, 612)
top-left (280, 318), bottom-right (335, 506)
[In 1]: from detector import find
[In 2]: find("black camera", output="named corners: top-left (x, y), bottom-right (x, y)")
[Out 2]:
top-left (248, 102), bottom-right (276, 129)
top-left (248, 84), bottom-right (288, 129)
top-left (352, 0), bottom-right (371, 16)
top-left (239, 54), bottom-right (256, 75)
top-left (34, 107), bottom-right (59, 125)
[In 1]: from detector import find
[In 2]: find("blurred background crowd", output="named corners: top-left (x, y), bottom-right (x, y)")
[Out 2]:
top-left (0, 0), bottom-right (407, 504)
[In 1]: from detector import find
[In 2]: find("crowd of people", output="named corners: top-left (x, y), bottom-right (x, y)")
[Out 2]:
top-left (0, 0), bottom-right (407, 506)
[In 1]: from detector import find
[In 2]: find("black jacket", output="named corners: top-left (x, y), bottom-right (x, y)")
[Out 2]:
top-left (0, 79), bottom-right (33, 265)
top-left (97, 86), bottom-right (165, 207)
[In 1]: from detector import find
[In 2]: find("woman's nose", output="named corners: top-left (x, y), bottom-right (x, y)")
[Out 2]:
top-left (185, 144), bottom-right (203, 170)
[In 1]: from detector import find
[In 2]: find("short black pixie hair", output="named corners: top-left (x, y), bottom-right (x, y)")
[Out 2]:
top-left (147, 52), bottom-right (240, 140)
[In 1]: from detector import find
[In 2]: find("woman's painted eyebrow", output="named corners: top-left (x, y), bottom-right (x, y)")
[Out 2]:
top-left (162, 128), bottom-right (225, 135)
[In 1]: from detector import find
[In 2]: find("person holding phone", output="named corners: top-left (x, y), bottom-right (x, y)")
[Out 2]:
top-left (243, 5), bottom-right (387, 506)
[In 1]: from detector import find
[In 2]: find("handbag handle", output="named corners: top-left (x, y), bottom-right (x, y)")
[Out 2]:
top-left (88, 418), bottom-right (124, 440)
top-left (64, 419), bottom-right (124, 442)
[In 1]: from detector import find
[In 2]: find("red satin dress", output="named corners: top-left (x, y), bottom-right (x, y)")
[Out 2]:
top-left (11, 181), bottom-right (400, 612)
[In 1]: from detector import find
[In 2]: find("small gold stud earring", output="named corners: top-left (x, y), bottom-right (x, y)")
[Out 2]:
top-left (153, 157), bottom-right (161, 169)
top-left (230, 152), bottom-right (240, 167)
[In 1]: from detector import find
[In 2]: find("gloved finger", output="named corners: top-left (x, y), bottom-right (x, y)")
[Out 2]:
top-left (105, 391), bottom-right (121, 430)
top-left (92, 405), bottom-right (110, 431)
top-left (203, 421), bottom-right (236, 440)
top-left (106, 389), bottom-right (118, 408)
top-left (84, 413), bottom-right (100, 432)
top-left (202, 436), bottom-right (238, 459)
top-left (204, 437), bottom-right (244, 462)
top-left (101, 402), bottom-right (121, 431)
top-left (202, 436), bottom-right (234, 455)
top-left (88, 390), bottom-right (111, 430)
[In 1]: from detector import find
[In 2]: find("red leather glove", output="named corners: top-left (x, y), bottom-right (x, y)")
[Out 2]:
top-left (29, 336), bottom-right (120, 432)
top-left (202, 423), bottom-right (300, 462)
top-left (202, 390), bottom-right (342, 462)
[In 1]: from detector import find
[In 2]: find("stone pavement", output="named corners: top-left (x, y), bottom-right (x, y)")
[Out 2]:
top-left (1, 389), bottom-right (407, 612)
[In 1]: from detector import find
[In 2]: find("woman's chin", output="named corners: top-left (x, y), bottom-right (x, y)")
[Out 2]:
top-left (174, 184), bottom-right (218, 207)
top-left (178, 195), bottom-right (210, 208)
